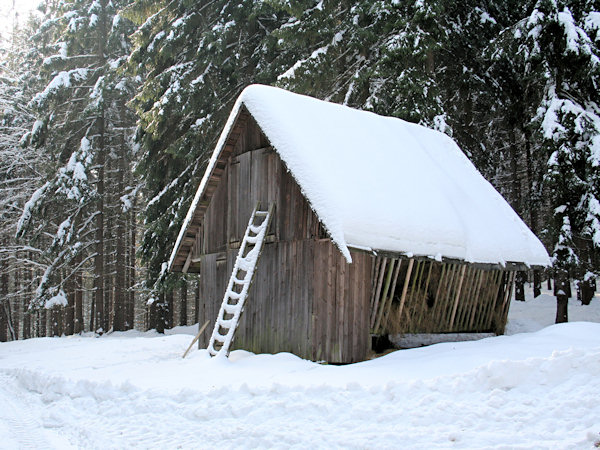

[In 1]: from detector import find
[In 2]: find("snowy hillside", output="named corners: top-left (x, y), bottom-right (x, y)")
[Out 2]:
top-left (1, 293), bottom-right (600, 449)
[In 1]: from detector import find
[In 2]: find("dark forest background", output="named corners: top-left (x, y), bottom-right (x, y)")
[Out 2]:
top-left (1, 0), bottom-right (599, 340)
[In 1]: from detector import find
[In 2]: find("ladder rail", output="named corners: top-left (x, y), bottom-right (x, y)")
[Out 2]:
top-left (207, 202), bottom-right (274, 356)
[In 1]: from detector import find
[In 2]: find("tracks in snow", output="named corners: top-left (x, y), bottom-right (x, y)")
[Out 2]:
top-left (0, 372), bottom-right (49, 449)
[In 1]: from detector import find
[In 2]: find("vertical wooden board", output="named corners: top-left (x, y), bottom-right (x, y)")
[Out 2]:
top-left (315, 241), bottom-right (329, 361)
top-left (250, 151), bottom-right (261, 208)
top-left (454, 266), bottom-right (475, 331)
top-left (236, 151), bottom-right (251, 239)
top-left (278, 163), bottom-right (291, 242)
top-left (359, 254), bottom-right (372, 361)
top-left (345, 255), bottom-right (354, 362)
top-left (336, 250), bottom-right (346, 363)
top-left (307, 241), bottom-right (315, 358)
top-left (476, 270), bottom-right (493, 331)
top-left (486, 271), bottom-right (501, 329)
top-left (310, 242), bottom-right (321, 360)
top-left (227, 158), bottom-right (238, 243)
top-left (467, 269), bottom-right (484, 329)
top-left (472, 270), bottom-right (490, 331)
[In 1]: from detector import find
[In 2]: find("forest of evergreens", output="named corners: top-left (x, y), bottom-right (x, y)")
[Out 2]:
top-left (1, 0), bottom-right (599, 340)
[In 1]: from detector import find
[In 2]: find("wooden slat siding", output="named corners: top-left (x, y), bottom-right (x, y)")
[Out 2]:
top-left (370, 257), bottom-right (388, 329)
top-left (498, 271), bottom-right (515, 333)
top-left (431, 263), bottom-right (452, 331)
top-left (395, 258), bottom-right (415, 330)
top-left (490, 271), bottom-right (508, 334)
top-left (369, 257), bottom-right (382, 321)
top-left (325, 240), bottom-right (334, 361)
top-left (486, 270), bottom-right (505, 331)
top-left (412, 260), bottom-right (427, 329)
top-left (475, 270), bottom-right (494, 332)
top-left (455, 266), bottom-right (477, 331)
top-left (408, 260), bottom-right (432, 333)
top-left (227, 155), bottom-right (238, 245)
top-left (429, 263), bottom-right (447, 332)
top-left (464, 267), bottom-right (482, 330)
top-left (469, 269), bottom-right (486, 331)
top-left (449, 265), bottom-right (467, 330)
top-left (373, 258), bottom-right (394, 332)
top-left (480, 270), bottom-right (500, 331)
top-left (467, 269), bottom-right (485, 329)
top-left (473, 270), bottom-right (493, 331)
top-left (441, 264), bottom-right (460, 331)
top-left (401, 260), bottom-right (420, 333)
top-left (379, 260), bottom-right (402, 335)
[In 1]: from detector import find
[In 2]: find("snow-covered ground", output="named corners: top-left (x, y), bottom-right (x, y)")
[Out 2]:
top-left (1, 289), bottom-right (600, 449)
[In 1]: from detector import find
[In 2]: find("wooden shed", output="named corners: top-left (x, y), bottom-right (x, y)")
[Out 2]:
top-left (169, 84), bottom-right (550, 363)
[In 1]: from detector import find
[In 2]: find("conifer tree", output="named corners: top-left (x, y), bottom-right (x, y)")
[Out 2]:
top-left (126, 0), bottom-right (289, 326)
top-left (17, 0), bottom-right (138, 333)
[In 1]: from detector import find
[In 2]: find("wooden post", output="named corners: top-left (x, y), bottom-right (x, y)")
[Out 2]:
top-left (395, 258), bottom-right (415, 328)
top-left (449, 265), bottom-right (467, 330)
top-left (182, 320), bottom-right (210, 358)
top-left (369, 257), bottom-right (383, 319)
top-left (378, 260), bottom-right (402, 333)
top-left (373, 259), bottom-right (401, 333)
top-left (467, 269), bottom-right (485, 329)
top-left (369, 257), bottom-right (388, 329)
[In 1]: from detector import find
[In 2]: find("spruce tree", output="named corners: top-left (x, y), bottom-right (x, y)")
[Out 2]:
top-left (16, 0), bottom-right (138, 333)
top-left (126, 0), bottom-right (289, 327)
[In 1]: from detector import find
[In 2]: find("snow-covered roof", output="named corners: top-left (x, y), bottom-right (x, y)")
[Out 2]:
top-left (170, 84), bottom-right (550, 269)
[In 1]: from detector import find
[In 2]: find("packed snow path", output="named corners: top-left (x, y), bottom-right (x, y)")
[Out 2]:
top-left (0, 373), bottom-right (50, 449)
top-left (1, 297), bottom-right (600, 448)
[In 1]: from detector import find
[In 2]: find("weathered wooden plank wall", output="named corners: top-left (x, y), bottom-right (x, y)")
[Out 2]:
top-left (195, 116), bottom-right (371, 363)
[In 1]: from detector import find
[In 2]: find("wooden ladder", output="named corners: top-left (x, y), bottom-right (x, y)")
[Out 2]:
top-left (207, 202), bottom-right (274, 357)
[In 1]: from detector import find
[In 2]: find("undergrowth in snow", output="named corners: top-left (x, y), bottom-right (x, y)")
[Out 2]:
top-left (1, 291), bottom-right (600, 449)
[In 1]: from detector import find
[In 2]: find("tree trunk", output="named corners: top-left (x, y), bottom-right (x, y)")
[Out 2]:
top-left (22, 258), bottom-right (31, 339)
top-left (179, 282), bottom-right (187, 326)
top-left (93, 0), bottom-right (108, 334)
top-left (74, 268), bottom-right (83, 334)
top-left (150, 292), bottom-right (167, 333)
top-left (127, 203), bottom-right (136, 328)
top-left (515, 271), bottom-right (526, 301)
top-left (166, 290), bottom-right (174, 329)
top-left (555, 271), bottom-right (569, 323)
top-left (532, 270), bottom-right (541, 298)
top-left (0, 301), bottom-right (8, 342)
top-left (194, 279), bottom-right (200, 324)
top-left (580, 278), bottom-right (595, 305)
top-left (51, 307), bottom-right (61, 336)
top-left (0, 240), bottom-right (10, 341)
top-left (64, 266), bottom-right (75, 336)
top-left (94, 135), bottom-right (105, 333)
top-left (39, 309), bottom-right (47, 337)
top-left (113, 134), bottom-right (127, 331)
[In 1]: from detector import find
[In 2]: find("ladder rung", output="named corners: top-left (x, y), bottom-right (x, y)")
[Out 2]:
top-left (227, 291), bottom-right (242, 300)
top-left (232, 276), bottom-right (247, 285)
top-left (255, 210), bottom-right (269, 217)
top-left (248, 224), bottom-right (263, 234)
top-left (215, 331), bottom-right (228, 341)
top-left (218, 318), bottom-right (234, 328)
top-left (223, 304), bottom-right (239, 315)
top-left (237, 258), bottom-right (252, 271)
